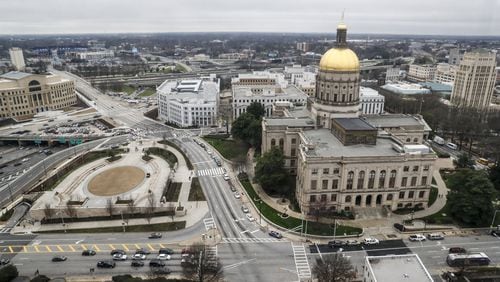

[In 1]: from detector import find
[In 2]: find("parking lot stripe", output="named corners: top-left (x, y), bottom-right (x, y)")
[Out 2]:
top-left (23, 246), bottom-right (27, 253)
top-left (94, 245), bottom-right (101, 252)
top-left (147, 244), bottom-right (155, 251)
top-left (8, 246), bottom-right (13, 253)
top-left (81, 244), bottom-right (87, 250)
top-left (45, 246), bottom-right (51, 252)
top-left (122, 244), bottom-right (129, 251)
top-left (159, 244), bottom-right (165, 248)
top-left (34, 246), bottom-right (40, 252)
top-left (57, 245), bottom-right (64, 252)
top-left (109, 244), bottom-right (115, 250)
top-left (69, 245), bottom-right (75, 252)
top-left (135, 244), bottom-right (140, 250)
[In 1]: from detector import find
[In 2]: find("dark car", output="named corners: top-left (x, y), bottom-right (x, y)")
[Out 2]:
top-left (131, 261), bottom-right (145, 267)
top-left (135, 248), bottom-right (151, 255)
top-left (393, 223), bottom-right (406, 232)
top-left (149, 259), bottom-right (166, 267)
top-left (269, 231), bottom-right (283, 239)
top-left (97, 261), bottom-right (116, 268)
top-left (159, 248), bottom-right (174, 255)
top-left (110, 249), bottom-right (126, 256)
top-left (52, 255), bottom-right (67, 262)
top-left (0, 258), bottom-right (10, 265)
top-left (448, 247), bottom-right (467, 254)
top-left (152, 267), bottom-right (172, 275)
top-left (82, 249), bottom-right (96, 256)
top-left (149, 232), bottom-right (162, 239)
top-left (328, 240), bottom-right (346, 247)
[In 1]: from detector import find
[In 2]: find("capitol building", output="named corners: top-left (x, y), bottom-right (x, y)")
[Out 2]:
top-left (261, 22), bottom-right (436, 215)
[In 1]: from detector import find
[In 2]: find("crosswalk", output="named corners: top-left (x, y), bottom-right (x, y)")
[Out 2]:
top-left (203, 218), bottom-right (216, 231)
top-left (222, 238), bottom-right (285, 244)
top-left (197, 167), bottom-right (225, 177)
top-left (0, 227), bottom-right (11, 234)
top-left (0, 242), bottom-right (178, 254)
top-left (292, 244), bottom-right (311, 279)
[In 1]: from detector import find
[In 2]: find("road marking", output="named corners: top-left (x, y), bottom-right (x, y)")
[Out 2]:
top-left (57, 245), bottom-right (64, 252)
top-left (250, 229), bottom-right (260, 234)
top-left (81, 244), bottom-right (87, 250)
top-left (291, 243), bottom-right (311, 279)
top-left (94, 245), bottom-right (101, 252)
top-left (222, 238), bottom-right (286, 243)
top-left (240, 230), bottom-right (249, 234)
top-left (45, 246), bottom-right (51, 252)
top-left (75, 240), bottom-right (84, 244)
top-left (8, 246), bottom-right (13, 253)
top-left (23, 246), bottom-right (27, 253)
top-left (34, 246), bottom-right (40, 252)
top-left (109, 244), bottom-right (115, 250)
top-left (431, 256), bottom-right (441, 259)
top-left (135, 244), bottom-right (140, 250)
top-left (203, 218), bottom-right (216, 231)
top-left (224, 258), bottom-right (256, 270)
top-left (159, 244), bottom-right (165, 248)
top-left (147, 244), bottom-right (155, 251)
top-left (122, 244), bottom-right (129, 251)
top-left (69, 245), bottom-right (75, 252)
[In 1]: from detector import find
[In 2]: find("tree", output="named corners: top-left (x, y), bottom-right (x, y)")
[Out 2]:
top-left (312, 253), bottom-right (356, 282)
top-left (246, 102), bottom-right (266, 119)
top-left (182, 244), bottom-right (223, 282)
top-left (0, 264), bottom-right (18, 282)
top-left (447, 169), bottom-right (498, 226)
top-left (106, 199), bottom-right (114, 218)
top-left (43, 203), bottom-right (53, 220)
top-left (145, 192), bottom-right (156, 223)
top-left (231, 112), bottom-right (262, 148)
top-left (454, 153), bottom-right (475, 169)
top-left (489, 165), bottom-right (500, 194)
top-left (65, 201), bottom-right (77, 219)
top-left (31, 275), bottom-right (50, 282)
top-left (254, 147), bottom-right (289, 196)
top-left (107, 149), bottom-right (116, 159)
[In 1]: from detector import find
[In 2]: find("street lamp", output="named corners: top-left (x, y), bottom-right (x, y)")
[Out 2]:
top-left (120, 211), bottom-right (126, 232)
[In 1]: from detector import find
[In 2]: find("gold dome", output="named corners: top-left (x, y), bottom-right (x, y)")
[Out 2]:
top-left (319, 48), bottom-right (359, 71)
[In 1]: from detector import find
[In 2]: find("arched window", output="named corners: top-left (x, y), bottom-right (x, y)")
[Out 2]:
top-left (271, 139), bottom-right (276, 147)
top-left (346, 171), bottom-right (354, 190)
top-left (345, 195), bottom-right (352, 203)
top-left (368, 170), bottom-right (376, 189)
top-left (357, 171), bottom-right (365, 189)
top-left (29, 80), bottom-right (41, 92)
top-left (279, 138), bottom-right (284, 149)
top-left (389, 170), bottom-right (397, 188)
top-left (379, 170), bottom-right (386, 188)
top-left (413, 138), bottom-right (418, 143)
top-left (387, 194), bottom-right (393, 201)
top-left (406, 138), bottom-right (411, 142)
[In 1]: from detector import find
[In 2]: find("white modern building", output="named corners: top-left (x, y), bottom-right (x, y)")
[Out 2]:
top-left (283, 65), bottom-right (317, 97)
top-left (364, 254), bottom-right (433, 282)
top-left (385, 67), bottom-right (401, 82)
top-left (407, 64), bottom-right (436, 82)
top-left (381, 82), bottom-right (431, 95)
top-left (434, 63), bottom-right (456, 84)
top-left (360, 87), bottom-right (384, 115)
top-left (448, 48), bottom-right (462, 65)
top-left (9, 48), bottom-right (25, 71)
top-left (76, 50), bottom-right (114, 60)
top-left (158, 79), bottom-right (219, 127)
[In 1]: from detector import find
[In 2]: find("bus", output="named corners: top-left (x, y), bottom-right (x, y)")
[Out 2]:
top-left (446, 252), bottom-right (490, 267)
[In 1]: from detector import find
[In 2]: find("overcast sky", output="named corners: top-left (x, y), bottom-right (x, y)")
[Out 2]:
top-left (1, 0), bottom-right (499, 36)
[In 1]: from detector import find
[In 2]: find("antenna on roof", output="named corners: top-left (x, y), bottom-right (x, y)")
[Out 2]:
top-left (341, 9), bottom-right (345, 22)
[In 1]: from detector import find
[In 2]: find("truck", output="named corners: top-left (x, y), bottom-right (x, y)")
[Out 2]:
top-left (433, 136), bottom-right (445, 145)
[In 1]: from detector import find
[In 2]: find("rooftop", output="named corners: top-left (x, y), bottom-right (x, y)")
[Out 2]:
top-left (365, 254), bottom-right (433, 282)
top-left (265, 117), bottom-right (315, 128)
top-left (363, 114), bottom-right (429, 129)
top-left (302, 128), bottom-right (401, 158)
top-left (232, 84), bottom-right (307, 99)
top-left (1, 71), bottom-right (35, 80)
top-left (334, 118), bottom-right (376, 131)
top-left (157, 79), bottom-right (218, 103)
top-left (381, 82), bottom-right (431, 95)
top-left (360, 86), bottom-right (382, 97)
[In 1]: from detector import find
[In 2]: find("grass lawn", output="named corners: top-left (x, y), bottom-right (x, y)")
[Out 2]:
top-left (420, 203), bottom-right (454, 225)
top-left (37, 221), bottom-right (186, 233)
top-left (147, 147), bottom-right (177, 168)
top-left (122, 85), bottom-right (136, 95)
top-left (428, 187), bottom-right (439, 207)
top-left (139, 87), bottom-right (156, 97)
top-left (240, 179), bottom-right (361, 236)
top-left (203, 136), bottom-right (249, 161)
top-left (188, 177), bottom-right (206, 201)
top-left (158, 140), bottom-right (193, 169)
top-left (164, 182), bottom-right (182, 202)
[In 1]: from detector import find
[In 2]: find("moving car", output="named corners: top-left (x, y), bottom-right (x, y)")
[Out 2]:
top-left (328, 240), bottom-right (345, 247)
top-left (97, 261), bottom-right (116, 268)
top-left (269, 231), bottom-right (283, 239)
top-left (246, 213), bottom-right (255, 222)
top-left (159, 248), bottom-right (174, 255)
top-left (149, 259), bottom-right (166, 267)
top-left (409, 234), bottom-right (426, 241)
top-left (346, 240), bottom-right (361, 246)
top-left (52, 255), bottom-right (67, 262)
top-left (110, 249), bottom-right (126, 256)
top-left (131, 261), bottom-right (144, 267)
top-left (0, 258), bottom-right (10, 265)
top-left (149, 232), bottom-right (162, 239)
top-left (132, 254), bottom-right (146, 260)
top-left (241, 205), bottom-right (249, 213)
top-left (363, 238), bottom-right (380, 245)
top-left (112, 253), bottom-right (128, 261)
top-left (135, 248), bottom-right (151, 255)
top-left (234, 192), bottom-right (241, 199)
top-left (157, 254), bottom-right (171, 260)
top-left (82, 249), bottom-right (96, 256)
top-left (223, 173), bottom-right (230, 181)
top-left (448, 247), bottom-right (467, 254)
top-left (427, 233), bottom-right (445, 240)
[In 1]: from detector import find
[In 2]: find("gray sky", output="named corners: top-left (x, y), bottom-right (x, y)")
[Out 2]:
top-left (1, 0), bottom-right (499, 36)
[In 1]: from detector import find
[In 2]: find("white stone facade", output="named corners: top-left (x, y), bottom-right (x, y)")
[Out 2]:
top-left (360, 87), bottom-right (384, 115)
top-left (408, 64), bottom-right (436, 82)
top-left (9, 48), bottom-right (25, 71)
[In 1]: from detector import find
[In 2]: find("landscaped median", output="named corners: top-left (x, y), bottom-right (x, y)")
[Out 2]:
top-left (239, 176), bottom-right (362, 237)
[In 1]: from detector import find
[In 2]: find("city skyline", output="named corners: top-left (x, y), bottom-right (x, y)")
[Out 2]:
top-left (1, 0), bottom-right (500, 36)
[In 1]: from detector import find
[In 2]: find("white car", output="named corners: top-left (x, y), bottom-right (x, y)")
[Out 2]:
top-left (223, 174), bottom-right (230, 181)
top-left (234, 192), bottom-right (241, 199)
top-left (363, 238), bottom-right (379, 245)
top-left (409, 234), bottom-right (426, 241)
top-left (246, 213), bottom-right (255, 222)
top-left (157, 254), bottom-right (171, 260)
top-left (112, 254), bottom-right (127, 261)
top-left (132, 253), bottom-right (146, 260)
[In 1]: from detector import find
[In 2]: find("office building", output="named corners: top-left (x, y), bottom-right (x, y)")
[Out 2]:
top-left (407, 65), bottom-right (436, 82)
top-left (381, 82), bottom-right (431, 95)
top-left (9, 48), bottom-right (25, 71)
top-left (364, 254), bottom-right (433, 282)
top-left (157, 79), bottom-right (219, 127)
top-left (283, 65), bottom-right (317, 97)
top-left (296, 42), bottom-right (311, 52)
top-left (0, 71), bottom-right (76, 120)
top-left (434, 63), bottom-right (456, 84)
top-left (385, 67), bottom-right (401, 82)
top-left (448, 48), bottom-right (462, 65)
top-left (360, 87), bottom-right (384, 115)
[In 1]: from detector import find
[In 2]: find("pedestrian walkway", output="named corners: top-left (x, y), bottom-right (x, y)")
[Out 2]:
top-left (291, 243), bottom-right (311, 280)
top-left (203, 218), bottom-right (216, 231)
top-left (197, 167), bottom-right (225, 177)
top-left (0, 227), bottom-right (11, 234)
top-left (221, 238), bottom-right (285, 244)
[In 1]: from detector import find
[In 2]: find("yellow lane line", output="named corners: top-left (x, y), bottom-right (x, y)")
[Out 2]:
top-left (135, 244), bottom-right (140, 250)
top-left (34, 246), bottom-right (40, 252)
top-left (69, 245), bottom-right (75, 252)
top-left (109, 244), bottom-right (115, 250)
top-left (8, 246), bottom-right (13, 253)
top-left (81, 244), bottom-right (87, 250)
top-left (23, 246), bottom-right (27, 253)
top-left (45, 246), bottom-right (51, 252)
top-left (94, 245), bottom-right (101, 252)
top-left (122, 244), bottom-right (129, 251)
top-left (57, 245), bottom-right (64, 252)
top-left (147, 244), bottom-right (155, 251)
top-left (159, 244), bottom-right (165, 248)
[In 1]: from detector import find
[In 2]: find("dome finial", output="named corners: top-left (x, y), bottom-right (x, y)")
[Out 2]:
top-left (336, 11), bottom-right (348, 47)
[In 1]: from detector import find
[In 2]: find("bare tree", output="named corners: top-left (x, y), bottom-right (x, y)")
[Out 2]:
top-left (65, 201), bottom-right (77, 219)
top-left (43, 203), bottom-right (54, 220)
top-left (145, 192), bottom-right (156, 223)
top-left (312, 253), bottom-right (356, 282)
top-left (106, 199), bottom-right (114, 218)
top-left (126, 198), bottom-right (136, 215)
top-left (182, 243), bottom-right (224, 282)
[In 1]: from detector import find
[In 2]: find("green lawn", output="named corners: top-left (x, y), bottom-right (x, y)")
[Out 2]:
top-left (188, 177), bottom-right (206, 201)
top-left (139, 87), bottom-right (156, 97)
top-left (37, 221), bottom-right (186, 234)
top-left (122, 85), bottom-right (136, 95)
top-left (239, 178), bottom-right (361, 236)
top-left (428, 187), bottom-right (439, 207)
top-left (158, 140), bottom-right (193, 169)
top-left (420, 203), bottom-right (454, 225)
top-left (164, 182), bottom-right (182, 202)
top-left (203, 136), bottom-right (249, 161)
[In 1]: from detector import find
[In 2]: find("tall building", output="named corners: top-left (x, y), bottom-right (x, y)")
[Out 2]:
top-left (296, 42), bottom-right (311, 52)
top-left (385, 67), bottom-right (401, 82)
top-left (0, 71), bottom-right (76, 120)
top-left (450, 50), bottom-right (497, 112)
top-left (261, 21), bottom-right (436, 214)
top-left (157, 79), bottom-right (219, 128)
top-left (9, 47), bottom-right (25, 71)
top-left (448, 48), bottom-right (462, 65)
top-left (407, 64), bottom-right (436, 82)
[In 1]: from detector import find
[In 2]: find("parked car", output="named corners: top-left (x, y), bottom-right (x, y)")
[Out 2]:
top-left (393, 223), bottom-right (406, 232)
top-left (149, 232), bottom-right (162, 239)
top-left (234, 192), bottom-right (241, 199)
top-left (427, 233), bottom-right (444, 240)
top-left (110, 249), bottom-right (126, 256)
top-left (246, 213), bottom-right (255, 222)
top-left (52, 255), bottom-right (67, 262)
top-left (82, 250), bottom-right (96, 256)
top-left (363, 238), bottom-right (380, 245)
top-left (149, 259), bottom-right (166, 267)
top-left (328, 240), bottom-right (346, 247)
top-left (223, 174), bottom-right (230, 181)
top-left (346, 240), bottom-right (361, 246)
top-left (448, 247), bottom-right (467, 254)
top-left (157, 254), bottom-right (171, 260)
top-left (241, 205), bottom-right (249, 213)
top-left (132, 254), bottom-right (146, 260)
top-left (159, 248), bottom-right (174, 255)
top-left (409, 234), bottom-right (426, 241)
top-left (135, 248), bottom-right (151, 255)
top-left (131, 261), bottom-right (144, 267)
top-left (112, 253), bottom-right (128, 261)
top-left (269, 231), bottom-right (283, 239)
top-left (97, 261), bottom-right (116, 268)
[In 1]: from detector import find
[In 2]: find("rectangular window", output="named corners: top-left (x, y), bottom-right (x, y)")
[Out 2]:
top-left (331, 179), bottom-right (338, 189)
top-left (419, 191), bottom-right (425, 198)
top-left (323, 168), bottom-right (329, 175)
top-left (333, 168), bottom-right (339, 174)
top-left (399, 191), bottom-right (405, 199)
top-left (413, 166), bottom-right (419, 172)
top-left (291, 138), bottom-right (296, 144)
top-left (311, 180), bottom-right (317, 190)
top-left (423, 165), bottom-right (430, 171)
top-left (411, 177), bottom-right (417, 186)
top-left (346, 179), bottom-right (353, 190)
top-left (322, 180), bottom-right (328, 190)
top-left (291, 148), bottom-right (296, 157)
top-left (408, 191), bottom-right (414, 198)
top-left (320, 194), bottom-right (327, 202)
top-left (310, 195), bottom-right (316, 202)
top-left (421, 176), bottom-right (428, 186)
top-left (401, 177), bottom-right (407, 187)
top-left (331, 194), bottom-right (337, 201)
top-left (291, 159), bottom-right (296, 167)
top-left (403, 166), bottom-right (409, 172)
top-left (312, 168), bottom-right (318, 175)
